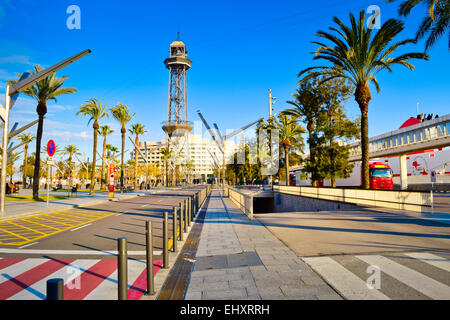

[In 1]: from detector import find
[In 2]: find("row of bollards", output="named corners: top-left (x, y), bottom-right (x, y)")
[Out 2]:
top-left (44, 187), bottom-right (212, 300)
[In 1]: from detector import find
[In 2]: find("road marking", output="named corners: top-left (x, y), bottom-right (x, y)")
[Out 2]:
top-left (356, 255), bottom-right (450, 300)
top-left (0, 248), bottom-right (162, 255)
top-left (18, 242), bottom-right (38, 249)
top-left (9, 259), bottom-right (98, 300)
top-left (117, 211), bottom-right (128, 216)
top-left (303, 256), bottom-right (390, 300)
top-left (70, 223), bottom-right (92, 232)
top-left (141, 205), bottom-right (148, 208)
top-left (404, 252), bottom-right (450, 273)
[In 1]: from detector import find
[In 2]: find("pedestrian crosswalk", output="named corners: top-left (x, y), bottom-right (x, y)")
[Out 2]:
top-left (0, 257), bottom-right (162, 300)
top-left (304, 252), bottom-right (450, 300)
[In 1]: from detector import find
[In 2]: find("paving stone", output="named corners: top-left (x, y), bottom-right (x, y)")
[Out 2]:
top-left (203, 289), bottom-right (247, 300)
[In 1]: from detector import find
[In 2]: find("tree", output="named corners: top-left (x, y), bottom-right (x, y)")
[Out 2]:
top-left (99, 125), bottom-right (114, 190)
top-left (110, 104), bottom-right (135, 191)
top-left (9, 65), bottom-right (77, 199)
top-left (6, 152), bottom-right (19, 183)
top-left (387, 0), bottom-right (449, 50)
top-left (159, 147), bottom-right (172, 187)
top-left (77, 98), bottom-right (109, 195)
top-left (128, 123), bottom-right (147, 189)
top-left (315, 78), bottom-right (359, 187)
top-left (62, 145), bottom-right (80, 187)
top-left (298, 11), bottom-right (428, 188)
top-left (273, 114), bottom-right (305, 185)
top-left (18, 133), bottom-right (35, 186)
top-left (282, 77), bottom-right (324, 185)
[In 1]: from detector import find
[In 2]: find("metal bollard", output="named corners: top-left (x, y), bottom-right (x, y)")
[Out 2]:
top-left (179, 202), bottom-right (184, 241)
top-left (189, 196), bottom-right (193, 222)
top-left (118, 237), bottom-right (128, 300)
top-left (172, 206), bottom-right (178, 252)
top-left (191, 196), bottom-right (195, 219)
top-left (163, 211), bottom-right (169, 269)
top-left (145, 221), bottom-right (155, 295)
top-left (46, 278), bottom-right (64, 300)
top-left (185, 199), bottom-right (190, 227)
top-left (183, 199), bottom-right (188, 232)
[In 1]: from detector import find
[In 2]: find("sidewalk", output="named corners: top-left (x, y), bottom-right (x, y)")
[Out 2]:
top-left (1, 188), bottom-right (173, 221)
top-left (185, 189), bottom-right (342, 300)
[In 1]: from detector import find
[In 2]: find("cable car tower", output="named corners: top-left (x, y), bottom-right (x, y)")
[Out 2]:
top-left (162, 32), bottom-right (193, 138)
top-left (161, 33), bottom-right (193, 184)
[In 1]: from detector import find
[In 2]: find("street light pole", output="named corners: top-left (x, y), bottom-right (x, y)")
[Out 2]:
top-left (0, 49), bottom-right (91, 215)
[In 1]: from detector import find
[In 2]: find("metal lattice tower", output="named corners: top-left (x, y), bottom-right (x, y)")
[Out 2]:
top-left (162, 33), bottom-right (193, 138)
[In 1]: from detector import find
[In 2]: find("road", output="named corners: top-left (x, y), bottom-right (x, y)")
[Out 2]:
top-left (0, 186), bottom-right (206, 300)
top-left (255, 208), bottom-right (450, 300)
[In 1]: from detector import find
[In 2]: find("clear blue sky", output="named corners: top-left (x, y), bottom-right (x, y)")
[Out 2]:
top-left (1, 0), bottom-right (449, 165)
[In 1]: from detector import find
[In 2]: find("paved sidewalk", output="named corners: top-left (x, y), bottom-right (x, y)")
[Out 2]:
top-left (2, 188), bottom-right (175, 220)
top-left (185, 189), bottom-right (342, 300)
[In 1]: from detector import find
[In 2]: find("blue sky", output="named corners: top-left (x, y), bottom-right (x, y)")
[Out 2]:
top-left (1, 0), bottom-right (449, 166)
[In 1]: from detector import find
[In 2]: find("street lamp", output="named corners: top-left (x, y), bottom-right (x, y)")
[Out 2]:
top-left (0, 49), bottom-right (91, 215)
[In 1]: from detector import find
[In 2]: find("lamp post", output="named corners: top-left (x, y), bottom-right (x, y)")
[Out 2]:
top-left (0, 49), bottom-right (91, 215)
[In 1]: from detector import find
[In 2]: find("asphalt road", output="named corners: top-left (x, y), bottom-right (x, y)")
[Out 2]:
top-left (0, 186), bottom-right (207, 260)
top-left (255, 208), bottom-right (450, 299)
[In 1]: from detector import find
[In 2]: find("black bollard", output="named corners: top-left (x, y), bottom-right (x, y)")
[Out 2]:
top-left (46, 278), bottom-right (64, 300)
top-left (163, 211), bottom-right (169, 269)
top-left (172, 206), bottom-right (178, 252)
top-left (179, 202), bottom-right (184, 241)
top-left (118, 237), bottom-right (128, 300)
top-left (145, 221), bottom-right (155, 295)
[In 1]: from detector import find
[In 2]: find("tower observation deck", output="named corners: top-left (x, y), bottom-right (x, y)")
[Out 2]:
top-left (162, 33), bottom-right (193, 137)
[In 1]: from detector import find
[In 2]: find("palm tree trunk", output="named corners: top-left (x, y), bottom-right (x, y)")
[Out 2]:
top-left (90, 121), bottom-right (99, 195)
top-left (284, 146), bottom-right (289, 186)
top-left (22, 145), bottom-right (28, 186)
top-left (134, 136), bottom-right (139, 189)
top-left (33, 111), bottom-right (45, 200)
top-left (100, 137), bottom-right (106, 190)
top-left (121, 127), bottom-right (125, 191)
top-left (355, 84), bottom-right (371, 189)
top-left (69, 155), bottom-right (73, 187)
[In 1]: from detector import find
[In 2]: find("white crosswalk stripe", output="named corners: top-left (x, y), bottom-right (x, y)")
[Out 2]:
top-left (304, 252), bottom-right (450, 300)
top-left (0, 259), bottom-right (47, 285)
top-left (303, 256), bottom-right (389, 300)
top-left (404, 252), bottom-right (450, 273)
top-left (356, 255), bottom-right (450, 300)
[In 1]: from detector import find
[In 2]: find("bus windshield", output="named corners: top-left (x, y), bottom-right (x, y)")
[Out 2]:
top-left (370, 168), bottom-right (392, 178)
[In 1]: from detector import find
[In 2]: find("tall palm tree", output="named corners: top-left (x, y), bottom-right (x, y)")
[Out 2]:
top-left (110, 103), bottom-right (135, 191)
top-left (273, 114), bottom-right (305, 186)
top-left (99, 125), bottom-right (114, 190)
top-left (62, 145), bottom-right (80, 187)
top-left (298, 11), bottom-right (428, 188)
top-left (9, 65), bottom-right (77, 199)
top-left (128, 123), bottom-right (147, 189)
top-left (18, 133), bottom-right (35, 187)
top-left (387, 0), bottom-right (449, 50)
top-left (159, 147), bottom-right (172, 187)
top-left (77, 98), bottom-right (109, 195)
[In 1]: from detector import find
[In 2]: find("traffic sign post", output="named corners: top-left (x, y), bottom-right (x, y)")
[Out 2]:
top-left (109, 163), bottom-right (115, 198)
top-left (46, 140), bottom-right (56, 207)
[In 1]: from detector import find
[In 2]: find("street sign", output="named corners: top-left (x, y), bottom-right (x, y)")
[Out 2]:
top-left (47, 140), bottom-right (56, 157)
top-left (47, 157), bottom-right (55, 166)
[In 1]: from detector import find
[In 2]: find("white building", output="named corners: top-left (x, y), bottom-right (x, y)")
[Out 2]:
top-left (132, 134), bottom-right (236, 179)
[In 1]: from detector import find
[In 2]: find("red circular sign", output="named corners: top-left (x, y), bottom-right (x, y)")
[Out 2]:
top-left (47, 140), bottom-right (56, 157)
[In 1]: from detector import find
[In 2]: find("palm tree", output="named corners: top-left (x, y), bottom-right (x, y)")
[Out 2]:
top-left (128, 123), bottom-right (147, 189)
top-left (62, 145), bottom-right (80, 187)
top-left (99, 125), bottom-right (114, 190)
top-left (159, 147), bottom-right (172, 187)
top-left (273, 114), bottom-right (305, 186)
top-left (9, 65), bottom-right (77, 199)
top-left (18, 133), bottom-right (35, 187)
top-left (110, 103), bottom-right (135, 191)
top-left (387, 0), bottom-right (449, 50)
top-left (298, 11), bottom-right (428, 188)
top-left (77, 98), bottom-right (109, 195)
